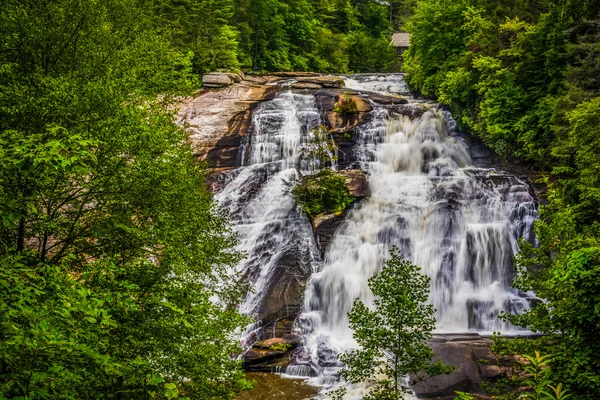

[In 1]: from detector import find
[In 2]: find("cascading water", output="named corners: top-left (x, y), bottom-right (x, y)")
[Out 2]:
top-left (214, 74), bottom-right (537, 391)
top-left (290, 75), bottom-right (537, 382)
top-left (215, 91), bottom-right (322, 330)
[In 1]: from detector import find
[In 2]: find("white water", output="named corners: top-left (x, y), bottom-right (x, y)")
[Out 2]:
top-left (215, 91), bottom-right (322, 336)
top-left (291, 75), bottom-right (537, 382)
top-left (214, 75), bottom-right (537, 389)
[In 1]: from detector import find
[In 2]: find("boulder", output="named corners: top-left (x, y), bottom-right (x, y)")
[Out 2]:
top-left (224, 72), bottom-right (243, 83)
top-left (202, 73), bottom-right (234, 87)
top-left (243, 348), bottom-right (290, 372)
top-left (367, 92), bottom-right (409, 105)
top-left (415, 366), bottom-right (472, 399)
top-left (244, 75), bottom-right (268, 84)
top-left (296, 76), bottom-right (345, 88)
top-left (291, 82), bottom-right (323, 89)
top-left (314, 90), bottom-right (372, 133)
top-left (414, 334), bottom-right (532, 399)
top-left (327, 108), bottom-right (371, 133)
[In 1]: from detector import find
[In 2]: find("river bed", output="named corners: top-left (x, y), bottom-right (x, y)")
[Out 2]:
top-left (237, 373), bottom-right (317, 400)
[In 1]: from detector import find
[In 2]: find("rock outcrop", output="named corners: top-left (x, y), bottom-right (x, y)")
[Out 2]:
top-left (313, 90), bottom-right (372, 135)
top-left (296, 75), bottom-right (345, 88)
top-left (312, 170), bottom-right (369, 256)
top-left (414, 334), bottom-right (534, 399)
top-left (177, 80), bottom-right (278, 170)
top-left (291, 82), bottom-right (323, 89)
top-left (202, 72), bottom-right (234, 87)
top-left (243, 337), bottom-right (302, 372)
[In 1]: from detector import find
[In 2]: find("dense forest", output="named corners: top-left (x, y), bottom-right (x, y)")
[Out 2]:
top-left (403, 0), bottom-right (600, 397)
top-left (153, 0), bottom-right (403, 73)
top-left (1, 0), bottom-right (600, 399)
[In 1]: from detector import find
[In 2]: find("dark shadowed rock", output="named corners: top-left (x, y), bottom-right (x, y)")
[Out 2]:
top-left (312, 170), bottom-right (369, 255)
top-left (414, 334), bottom-right (535, 399)
top-left (243, 348), bottom-right (291, 372)
top-left (313, 206), bottom-right (353, 258)
top-left (415, 366), bottom-right (471, 398)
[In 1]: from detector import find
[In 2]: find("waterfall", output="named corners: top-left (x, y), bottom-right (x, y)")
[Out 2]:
top-left (290, 75), bottom-right (537, 381)
top-left (214, 75), bottom-right (537, 386)
top-left (215, 91), bottom-right (322, 333)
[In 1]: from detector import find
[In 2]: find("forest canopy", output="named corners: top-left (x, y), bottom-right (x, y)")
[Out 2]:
top-left (152, 0), bottom-right (405, 73)
top-left (403, 0), bottom-right (600, 397)
top-left (2, 0), bottom-right (600, 398)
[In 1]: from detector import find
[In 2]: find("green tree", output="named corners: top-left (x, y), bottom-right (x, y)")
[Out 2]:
top-left (335, 248), bottom-right (451, 400)
top-left (153, 0), bottom-right (240, 74)
top-left (0, 0), bottom-right (251, 398)
top-left (502, 201), bottom-right (600, 398)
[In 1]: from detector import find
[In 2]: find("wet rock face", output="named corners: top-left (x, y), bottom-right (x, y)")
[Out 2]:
top-left (313, 90), bottom-right (373, 134)
top-left (312, 170), bottom-right (369, 256)
top-left (337, 169), bottom-right (370, 197)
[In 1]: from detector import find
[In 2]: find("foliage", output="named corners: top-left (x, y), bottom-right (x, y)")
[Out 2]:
top-left (334, 248), bottom-right (453, 399)
top-left (478, 346), bottom-right (572, 400)
top-left (404, 1), bottom-right (600, 397)
top-left (292, 170), bottom-right (354, 219)
top-left (333, 96), bottom-right (359, 114)
top-left (299, 126), bottom-right (339, 173)
top-left (291, 126), bottom-right (353, 219)
top-left (499, 202), bottom-right (600, 398)
top-left (0, 0), bottom-right (251, 398)
top-left (453, 392), bottom-right (474, 400)
top-left (269, 343), bottom-right (291, 352)
top-left (153, 0), bottom-right (399, 73)
top-left (520, 351), bottom-right (570, 400)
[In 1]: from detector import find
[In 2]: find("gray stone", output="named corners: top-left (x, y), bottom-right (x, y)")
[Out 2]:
top-left (415, 366), bottom-right (471, 398)
top-left (481, 365), bottom-right (503, 379)
top-left (272, 71), bottom-right (322, 77)
top-left (202, 73), bottom-right (234, 87)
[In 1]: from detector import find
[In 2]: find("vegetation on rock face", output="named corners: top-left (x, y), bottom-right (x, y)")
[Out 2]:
top-left (404, 0), bottom-right (600, 398)
top-left (291, 126), bottom-right (354, 220)
top-left (333, 95), bottom-right (359, 114)
top-left (0, 0), bottom-right (251, 398)
top-left (292, 171), bottom-right (354, 219)
top-left (470, 348), bottom-right (572, 400)
top-left (334, 247), bottom-right (452, 400)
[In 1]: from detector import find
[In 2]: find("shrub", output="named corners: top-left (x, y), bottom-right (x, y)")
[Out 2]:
top-left (292, 170), bottom-right (354, 219)
top-left (333, 95), bottom-right (358, 114)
